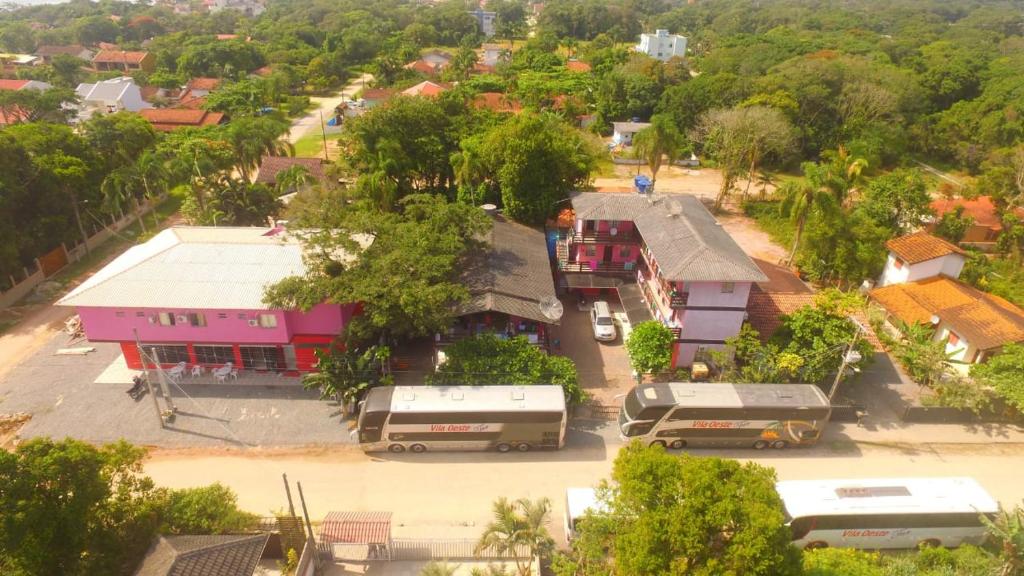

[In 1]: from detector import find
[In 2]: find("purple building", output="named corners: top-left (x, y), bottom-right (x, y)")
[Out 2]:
top-left (57, 226), bottom-right (364, 373)
top-left (558, 193), bottom-right (767, 367)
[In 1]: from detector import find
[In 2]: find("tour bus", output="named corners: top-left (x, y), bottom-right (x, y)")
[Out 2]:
top-left (777, 477), bottom-right (999, 550)
top-left (564, 488), bottom-right (609, 544)
top-left (617, 382), bottom-right (831, 449)
top-left (356, 385), bottom-right (567, 453)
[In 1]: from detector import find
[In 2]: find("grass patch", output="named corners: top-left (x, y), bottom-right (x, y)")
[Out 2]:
top-left (743, 199), bottom-right (796, 249)
top-left (593, 155), bottom-right (618, 178)
top-left (293, 132), bottom-right (340, 158)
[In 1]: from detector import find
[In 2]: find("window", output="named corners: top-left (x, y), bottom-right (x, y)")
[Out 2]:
top-left (158, 312), bottom-right (175, 326)
top-left (619, 247), bottom-right (632, 258)
top-left (239, 346), bottom-right (285, 371)
top-left (721, 282), bottom-right (735, 294)
top-left (188, 313), bottom-right (206, 327)
top-left (947, 331), bottom-right (960, 346)
top-left (894, 258), bottom-right (904, 269)
top-left (141, 344), bottom-right (189, 364)
top-left (136, 312), bottom-right (146, 317)
top-left (584, 246), bottom-right (596, 257)
top-left (258, 314), bottom-right (277, 328)
top-left (193, 345), bottom-right (235, 365)
top-left (217, 313), bottom-right (228, 319)
top-left (115, 311), bottom-right (125, 317)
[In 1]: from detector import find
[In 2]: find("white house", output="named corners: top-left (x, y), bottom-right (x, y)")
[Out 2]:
top-left (480, 44), bottom-right (508, 67)
top-left (209, 0), bottom-right (266, 16)
top-left (877, 232), bottom-right (966, 287)
top-left (870, 232), bottom-right (1024, 373)
top-left (469, 8), bottom-right (496, 37)
top-left (75, 77), bottom-right (152, 122)
top-left (612, 121), bottom-right (651, 146)
top-left (636, 29), bottom-right (687, 61)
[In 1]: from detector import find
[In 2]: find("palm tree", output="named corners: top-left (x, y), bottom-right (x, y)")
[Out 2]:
top-left (476, 497), bottom-right (553, 576)
top-left (981, 502), bottom-right (1024, 576)
top-left (228, 118), bottom-right (294, 182)
top-left (632, 115), bottom-right (684, 191)
top-left (101, 165), bottom-right (146, 232)
top-left (136, 150), bottom-right (171, 230)
top-left (274, 165), bottom-right (315, 197)
top-left (777, 167), bottom-right (840, 266)
top-left (818, 145), bottom-right (867, 206)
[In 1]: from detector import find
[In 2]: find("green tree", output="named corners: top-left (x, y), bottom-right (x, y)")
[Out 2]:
top-left (934, 205), bottom-right (973, 244)
top-left (302, 345), bottom-right (392, 416)
top-left (429, 334), bottom-right (585, 405)
top-left (421, 561), bottom-right (461, 576)
top-left (778, 169), bottom-right (839, 266)
top-left (0, 87), bottom-right (78, 124)
top-left (476, 497), bottom-right (554, 576)
top-left (771, 291), bottom-right (872, 384)
top-left (631, 114), bottom-right (685, 188)
top-left (474, 112), bottom-right (600, 225)
top-left (981, 502), bottom-right (1024, 576)
top-left (892, 320), bottom-right (962, 388)
top-left (624, 321), bottom-right (674, 380)
top-left (859, 169), bottom-right (934, 234)
top-left (972, 343), bottom-right (1024, 413)
top-left (566, 443), bottom-right (800, 576)
top-left (265, 195), bottom-right (491, 341)
top-left (802, 548), bottom-right (883, 576)
top-left (160, 484), bottom-right (259, 535)
top-left (39, 152), bottom-right (92, 256)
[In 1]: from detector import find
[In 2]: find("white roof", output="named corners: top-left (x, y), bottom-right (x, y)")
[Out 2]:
top-left (76, 77), bottom-right (135, 103)
top-left (389, 385), bottom-right (566, 413)
top-left (58, 227), bottom-right (369, 310)
top-left (566, 488), bottom-right (608, 520)
top-left (776, 477), bottom-right (999, 519)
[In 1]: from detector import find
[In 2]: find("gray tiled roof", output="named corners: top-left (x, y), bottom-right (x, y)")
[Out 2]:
top-left (458, 215), bottom-right (559, 324)
top-left (571, 192), bottom-right (767, 282)
top-left (134, 534), bottom-right (269, 576)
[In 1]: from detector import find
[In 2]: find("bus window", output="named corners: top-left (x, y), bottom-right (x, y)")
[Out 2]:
top-left (790, 517), bottom-right (815, 540)
top-left (359, 411), bottom-right (388, 443)
top-left (638, 406), bottom-right (670, 421)
top-left (624, 421), bottom-right (654, 437)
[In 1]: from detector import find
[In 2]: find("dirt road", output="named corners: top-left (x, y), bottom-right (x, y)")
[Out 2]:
top-left (286, 73), bottom-right (374, 145)
top-left (145, 441), bottom-right (1024, 543)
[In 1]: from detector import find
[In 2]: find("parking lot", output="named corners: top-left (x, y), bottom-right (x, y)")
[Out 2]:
top-left (551, 295), bottom-right (635, 410)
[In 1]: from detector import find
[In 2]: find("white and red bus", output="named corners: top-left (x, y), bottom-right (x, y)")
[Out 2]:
top-left (777, 477), bottom-right (999, 550)
top-left (618, 383), bottom-right (831, 449)
top-left (357, 385), bottom-right (567, 453)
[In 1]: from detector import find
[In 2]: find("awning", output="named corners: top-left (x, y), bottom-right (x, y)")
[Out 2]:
top-left (617, 283), bottom-right (654, 326)
top-left (321, 511), bottom-right (392, 544)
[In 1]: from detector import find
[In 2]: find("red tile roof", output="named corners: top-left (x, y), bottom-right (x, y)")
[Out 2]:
top-left (747, 287), bottom-right (883, 351)
top-left (0, 79), bottom-right (29, 90)
top-left (473, 92), bottom-right (521, 113)
top-left (255, 156), bottom-right (328, 186)
top-left (404, 59), bottom-right (443, 75)
top-left (886, 232), bottom-right (966, 264)
top-left (401, 81), bottom-right (448, 98)
top-left (252, 65), bottom-right (273, 77)
top-left (566, 60), bottom-right (591, 72)
top-left (870, 276), bottom-right (1024, 351)
top-left (93, 50), bottom-right (149, 64)
top-left (930, 196), bottom-right (1024, 230)
top-left (359, 88), bottom-right (395, 101)
top-left (139, 109), bottom-right (224, 131)
top-left (187, 77), bottom-right (221, 91)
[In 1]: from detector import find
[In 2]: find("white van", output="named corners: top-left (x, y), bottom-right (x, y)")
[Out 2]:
top-left (564, 487), bottom-right (608, 543)
top-left (590, 301), bottom-right (617, 341)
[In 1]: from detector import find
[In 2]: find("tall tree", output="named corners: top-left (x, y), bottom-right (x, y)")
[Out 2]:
top-left (476, 497), bottom-right (554, 576)
top-left (859, 169), bottom-right (933, 235)
top-left (631, 114), bottom-right (684, 189)
top-left (777, 169), bottom-right (838, 266)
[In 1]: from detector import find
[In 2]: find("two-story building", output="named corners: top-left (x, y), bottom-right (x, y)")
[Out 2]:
top-left (57, 227), bottom-right (368, 374)
top-left (74, 77), bottom-right (152, 122)
top-left (870, 232), bottom-right (1024, 372)
top-left (92, 50), bottom-right (155, 73)
top-left (636, 29), bottom-right (687, 61)
top-left (558, 193), bottom-right (767, 367)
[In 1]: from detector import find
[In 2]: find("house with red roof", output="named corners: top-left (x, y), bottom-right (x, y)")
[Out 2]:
top-left (401, 81), bottom-right (448, 98)
top-left (0, 78), bottom-right (53, 126)
top-left (139, 108), bottom-right (225, 131)
top-left (473, 92), bottom-right (521, 114)
top-left (566, 60), bottom-right (591, 73)
top-left (92, 50), bottom-right (155, 73)
top-left (927, 196), bottom-right (1024, 247)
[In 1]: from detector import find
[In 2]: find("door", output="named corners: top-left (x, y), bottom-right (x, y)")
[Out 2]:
top-left (603, 245), bottom-right (613, 263)
top-left (583, 220), bottom-right (595, 233)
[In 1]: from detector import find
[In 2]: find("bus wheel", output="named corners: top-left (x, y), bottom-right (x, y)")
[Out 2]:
top-left (804, 541), bottom-right (828, 551)
top-left (496, 443), bottom-right (512, 453)
top-left (669, 440), bottom-right (687, 450)
top-left (753, 440), bottom-right (769, 450)
top-left (771, 440), bottom-right (788, 450)
top-left (387, 444), bottom-right (405, 453)
top-left (650, 440), bottom-right (667, 449)
top-left (410, 444), bottom-right (427, 453)
top-left (919, 539), bottom-right (941, 549)
top-left (516, 443), bottom-right (531, 452)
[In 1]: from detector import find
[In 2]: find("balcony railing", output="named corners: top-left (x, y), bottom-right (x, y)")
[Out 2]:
top-left (569, 229), bottom-right (639, 245)
top-left (670, 326), bottom-right (682, 339)
top-left (558, 260), bottom-right (637, 276)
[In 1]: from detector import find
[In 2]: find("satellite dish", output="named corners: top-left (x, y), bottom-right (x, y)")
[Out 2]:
top-left (539, 296), bottom-right (564, 322)
top-left (667, 200), bottom-right (683, 217)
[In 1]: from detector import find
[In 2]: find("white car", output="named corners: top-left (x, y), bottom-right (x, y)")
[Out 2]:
top-left (591, 301), bottom-right (617, 341)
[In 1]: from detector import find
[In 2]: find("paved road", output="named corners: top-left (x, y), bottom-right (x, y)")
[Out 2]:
top-left (286, 72), bottom-right (373, 145)
top-left (145, 437), bottom-right (1024, 543)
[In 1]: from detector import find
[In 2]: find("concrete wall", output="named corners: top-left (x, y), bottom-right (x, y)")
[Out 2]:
top-left (878, 252), bottom-right (965, 287)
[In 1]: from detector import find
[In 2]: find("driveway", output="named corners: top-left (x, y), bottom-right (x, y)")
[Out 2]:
top-left (552, 296), bottom-right (634, 411)
top-left (0, 331), bottom-right (353, 448)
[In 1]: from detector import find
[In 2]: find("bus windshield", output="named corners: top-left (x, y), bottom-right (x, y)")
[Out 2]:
top-left (623, 390), bottom-right (643, 421)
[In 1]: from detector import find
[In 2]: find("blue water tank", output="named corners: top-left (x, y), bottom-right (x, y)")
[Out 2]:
top-left (634, 174), bottom-right (652, 194)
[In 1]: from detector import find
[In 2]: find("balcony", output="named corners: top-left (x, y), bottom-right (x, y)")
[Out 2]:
top-left (570, 229), bottom-right (639, 245)
top-left (557, 260), bottom-right (637, 276)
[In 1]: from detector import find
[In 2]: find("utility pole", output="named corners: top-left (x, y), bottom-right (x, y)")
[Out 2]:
top-left (282, 473), bottom-right (296, 517)
top-left (133, 329), bottom-right (165, 429)
top-left (297, 482), bottom-right (322, 572)
top-left (319, 109), bottom-right (329, 161)
top-left (828, 317), bottom-right (866, 402)
top-left (150, 347), bottom-right (177, 413)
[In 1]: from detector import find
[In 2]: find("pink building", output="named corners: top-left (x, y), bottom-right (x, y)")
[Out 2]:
top-left (57, 227), bottom-right (364, 373)
top-left (559, 193), bottom-right (767, 367)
